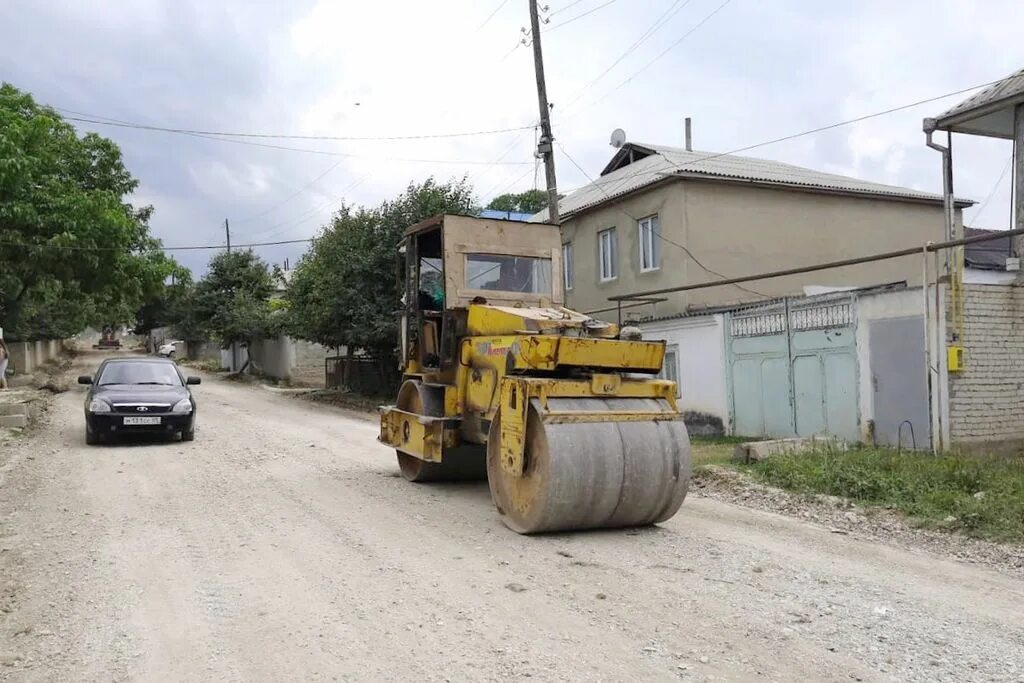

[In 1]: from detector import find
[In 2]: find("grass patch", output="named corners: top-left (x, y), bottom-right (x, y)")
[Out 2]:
top-left (690, 436), bottom-right (738, 468)
top-left (745, 448), bottom-right (1024, 543)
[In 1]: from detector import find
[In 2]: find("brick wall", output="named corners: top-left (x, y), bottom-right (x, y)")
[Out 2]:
top-left (947, 283), bottom-right (1024, 450)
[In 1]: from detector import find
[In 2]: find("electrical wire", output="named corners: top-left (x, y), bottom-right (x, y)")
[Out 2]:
top-left (970, 154), bottom-right (1013, 226)
top-left (596, 76), bottom-right (1010, 200)
top-left (543, 0), bottom-right (621, 31)
top-left (476, 0), bottom-right (510, 30)
top-left (59, 108), bottom-right (534, 166)
top-left (565, 0), bottom-right (733, 117)
top-left (56, 109), bottom-right (535, 142)
top-left (0, 237), bottom-right (314, 253)
top-left (556, 140), bottom-right (768, 298)
top-left (563, 0), bottom-right (694, 110)
top-left (548, 0), bottom-right (589, 17)
top-left (233, 158), bottom-right (346, 224)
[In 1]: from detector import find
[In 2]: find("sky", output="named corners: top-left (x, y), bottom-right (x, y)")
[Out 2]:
top-left (1, 0), bottom-right (1021, 275)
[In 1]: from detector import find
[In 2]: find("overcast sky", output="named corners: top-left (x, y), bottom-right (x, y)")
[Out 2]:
top-left (2, 0), bottom-right (1021, 275)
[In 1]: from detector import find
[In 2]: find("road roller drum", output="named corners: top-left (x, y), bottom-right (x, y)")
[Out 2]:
top-left (486, 398), bottom-right (691, 533)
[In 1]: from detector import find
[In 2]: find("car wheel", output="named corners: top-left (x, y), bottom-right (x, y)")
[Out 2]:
top-left (181, 428), bottom-right (195, 442)
top-left (86, 428), bottom-right (100, 446)
top-left (168, 350), bottom-right (175, 359)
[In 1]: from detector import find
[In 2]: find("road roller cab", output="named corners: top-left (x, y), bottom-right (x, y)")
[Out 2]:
top-left (379, 214), bottom-right (692, 533)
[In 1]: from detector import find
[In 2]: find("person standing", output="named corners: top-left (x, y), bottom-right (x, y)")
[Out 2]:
top-left (0, 333), bottom-right (9, 390)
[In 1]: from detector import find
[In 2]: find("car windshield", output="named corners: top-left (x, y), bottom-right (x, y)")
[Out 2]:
top-left (97, 362), bottom-right (182, 386)
top-left (465, 253), bottom-right (552, 295)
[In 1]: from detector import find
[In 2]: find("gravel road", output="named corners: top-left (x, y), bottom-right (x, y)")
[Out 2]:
top-left (1, 351), bottom-right (1022, 682)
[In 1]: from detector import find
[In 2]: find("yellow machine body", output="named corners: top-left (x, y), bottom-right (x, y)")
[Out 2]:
top-left (378, 215), bottom-right (691, 533)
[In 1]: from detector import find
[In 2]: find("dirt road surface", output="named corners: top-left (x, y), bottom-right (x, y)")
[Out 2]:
top-left (1, 352), bottom-right (1022, 682)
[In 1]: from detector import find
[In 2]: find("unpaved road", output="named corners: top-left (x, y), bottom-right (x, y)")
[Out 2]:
top-left (1, 352), bottom-right (1022, 682)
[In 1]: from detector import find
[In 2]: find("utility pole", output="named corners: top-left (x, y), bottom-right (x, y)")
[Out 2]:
top-left (528, 0), bottom-right (559, 224)
top-left (225, 218), bottom-right (232, 252)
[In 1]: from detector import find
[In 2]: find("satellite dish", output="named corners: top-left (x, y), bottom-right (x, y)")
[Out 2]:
top-left (609, 128), bottom-right (627, 148)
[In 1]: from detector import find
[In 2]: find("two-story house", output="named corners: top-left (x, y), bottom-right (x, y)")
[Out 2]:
top-left (537, 142), bottom-right (970, 317)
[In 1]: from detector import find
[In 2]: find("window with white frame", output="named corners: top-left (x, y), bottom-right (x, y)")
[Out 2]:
top-left (598, 227), bottom-right (617, 281)
top-left (562, 242), bottom-right (574, 290)
top-left (638, 215), bottom-right (660, 272)
top-left (658, 344), bottom-right (681, 398)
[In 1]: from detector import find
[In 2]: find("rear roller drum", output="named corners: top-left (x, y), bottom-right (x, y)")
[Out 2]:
top-left (487, 398), bottom-right (691, 534)
top-left (395, 379), bottom-right (486, 482)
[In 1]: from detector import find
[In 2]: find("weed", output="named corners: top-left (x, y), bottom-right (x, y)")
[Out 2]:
top-left (744, 447), bottom-right (1024, 543)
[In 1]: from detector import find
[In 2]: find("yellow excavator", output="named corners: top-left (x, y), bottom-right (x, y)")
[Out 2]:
top-left (378, 214), bottom-right (691, 533)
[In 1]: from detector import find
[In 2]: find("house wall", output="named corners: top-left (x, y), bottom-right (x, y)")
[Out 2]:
top-left (563, 179), bottom-right (956, 318)
top-left (639, 314), bottom-right (729, 432)
top-left (947, 283), bottom-right (1024, 452)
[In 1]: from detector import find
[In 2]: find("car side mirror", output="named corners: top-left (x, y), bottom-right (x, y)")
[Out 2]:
top-left (186, 376), bottom-right (202, 385)
top-left (77, 375), bottom-right (93, 385)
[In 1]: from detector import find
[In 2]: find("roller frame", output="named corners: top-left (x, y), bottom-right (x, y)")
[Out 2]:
top-left (379, 406), bottom-right (459, 463)
top-left (498, 374), bottom-right (683, 477)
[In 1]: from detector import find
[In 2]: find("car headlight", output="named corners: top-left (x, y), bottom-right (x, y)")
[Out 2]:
top-left (171, 398), bottom-right (193, 414)
top-left (88, 399), bottom-right (112, 413)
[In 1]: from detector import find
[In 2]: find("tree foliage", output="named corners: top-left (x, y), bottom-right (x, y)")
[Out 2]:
top-left (486, 189), bottom-right (548, 215)
top-left (285, 178), bottom-right (477, 355)
top-left (181, 250), bottom-right (277, 349)
top-left (0, 82), bottom-right (179, 339)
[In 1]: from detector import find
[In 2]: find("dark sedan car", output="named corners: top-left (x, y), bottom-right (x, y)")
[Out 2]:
top-left (79, 357), bottom-right (201, 444)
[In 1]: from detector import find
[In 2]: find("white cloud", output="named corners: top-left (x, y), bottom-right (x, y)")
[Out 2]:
top-left (3, 0), bottom-right (1022, 274)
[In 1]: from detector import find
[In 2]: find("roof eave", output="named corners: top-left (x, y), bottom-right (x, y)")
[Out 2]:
top-left (933, 94), bottom-right (1024, 139)
top-left (663, 171), bottom-right (972, 207)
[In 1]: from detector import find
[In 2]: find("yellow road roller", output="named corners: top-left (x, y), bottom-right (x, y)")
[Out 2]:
top-left (378, 214), bottom-right (691, 533)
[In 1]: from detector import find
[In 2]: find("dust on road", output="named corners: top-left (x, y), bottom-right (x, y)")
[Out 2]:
top-left (1, 351), bottom-right (1022, 681)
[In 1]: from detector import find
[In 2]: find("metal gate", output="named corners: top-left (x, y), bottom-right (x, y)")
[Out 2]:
top-left (868, 316), bottom-right (929, 448)
top-left (727, 294), bottom-right (859, 441)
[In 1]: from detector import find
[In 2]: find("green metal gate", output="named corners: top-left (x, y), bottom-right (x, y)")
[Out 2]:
top-left (727, 294), bottom-right (859, 441)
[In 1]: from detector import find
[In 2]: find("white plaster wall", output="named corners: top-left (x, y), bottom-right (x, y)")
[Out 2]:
top-left (640, 315), bottom-right (728, 425)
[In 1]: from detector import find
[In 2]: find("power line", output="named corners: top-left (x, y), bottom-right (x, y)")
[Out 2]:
top-left (565, 0), bottom-right (733, 116)
top-left (563, 0), bottom-right (694, 110)
top-left (477, 0), bottom-right (511, 30)
top-left (548, 0), bottom-right (589, 17)
top-left (595, 76), bottom-right (1009, 201)
top-left (556, 140), bottom-right (768, 298)
top-left (544, 0), bottom-right (621, 31)
top-left (233, 158), bottom-right (346, 224)
top-left (245, 174), bottom-right (370, 243)
top-left (971, 154), bottom-right (1013, 226)
top-left (60, 108), bottom-right (534, 165)
top-left (0, 237), bottom-right (314, 253)
top-left (56, 110), bottom-right (535, 142)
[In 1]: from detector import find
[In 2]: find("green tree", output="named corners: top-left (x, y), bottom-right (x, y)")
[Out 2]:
top-left (486, 189), bottom-right (548, 215)
top-left (186, 250), bottom-right (276, 352)
top-left (134, 264), bottom-right (194, 337)
top-left (0, 83), bottom-right (175, 339)
top-left (285, 178), bottom-right (476, 356)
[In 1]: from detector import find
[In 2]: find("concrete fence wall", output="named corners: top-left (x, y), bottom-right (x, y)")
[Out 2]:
top-left (4, 339), bottom-right (70, 375)
top-left (947, 283), bottom-right (1024, 452)
top-left (247, 336), bottom-right (333, 386)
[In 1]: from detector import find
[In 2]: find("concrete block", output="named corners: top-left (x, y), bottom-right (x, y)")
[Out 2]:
top-left (0, 403), bottom-right (29, 417)
top-left (6, 342), bottom-right (33, 374)
top-left (733, 436), bottom-right (847, 463)
top-left (0, 414), bottom-right (28, 429)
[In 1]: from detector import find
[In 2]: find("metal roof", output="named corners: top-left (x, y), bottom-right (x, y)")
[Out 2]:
top-left (964, 227), bottom-right (1016, 270)
top-left (533, 143), bottom-right (967, 222)
top-left (932, 68), bottom-right (1024, 138)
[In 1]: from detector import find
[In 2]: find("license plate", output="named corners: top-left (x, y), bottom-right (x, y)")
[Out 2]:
top-left (123, 416), bottom-right (161, 426)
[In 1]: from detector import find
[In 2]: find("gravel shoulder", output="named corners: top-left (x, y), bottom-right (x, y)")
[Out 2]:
top-left (1, 351), bottom-right (1022, 681)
